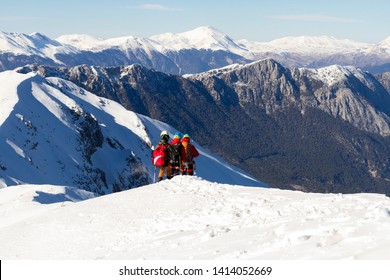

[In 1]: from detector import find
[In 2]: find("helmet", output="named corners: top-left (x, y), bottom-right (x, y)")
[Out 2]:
top-left (173, 132), bottom-right (182, 139)
top-left (182, 134), bottom-right (190, 143)
top-left (160, 130), bottom-right (169, 138)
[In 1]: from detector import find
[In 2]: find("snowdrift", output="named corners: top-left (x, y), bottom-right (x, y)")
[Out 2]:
top-left (1, 176), bottom-right (390, 260)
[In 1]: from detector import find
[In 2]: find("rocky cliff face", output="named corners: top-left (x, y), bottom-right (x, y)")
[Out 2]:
top-left (189, 60), bottom-right (390, 136)
top-left (19, 61), bottom-right (390, 195)
top-left (376, 72), bottom-right (390, 93)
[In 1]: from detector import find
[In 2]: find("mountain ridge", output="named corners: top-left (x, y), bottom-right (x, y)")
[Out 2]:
top-left (1, 27), bottom-right (390, 74)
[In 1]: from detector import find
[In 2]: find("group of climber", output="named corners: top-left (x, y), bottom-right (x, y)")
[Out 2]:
top-left (152, 130), bottom-right (199, 182)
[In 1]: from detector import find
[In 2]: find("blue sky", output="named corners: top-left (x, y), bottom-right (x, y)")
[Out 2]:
top-left (0, 0), bottom-right (388, 43)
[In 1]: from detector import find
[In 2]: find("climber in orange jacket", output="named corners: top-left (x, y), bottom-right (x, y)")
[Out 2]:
top-left (180, 134), bottom-right (199, 175)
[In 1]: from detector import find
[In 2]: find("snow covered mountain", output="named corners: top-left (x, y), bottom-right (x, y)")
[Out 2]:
top-left (238, 35), bottom-right (370, 58)
top-left (1, 176), bottom-right (390, 259)
top-left (0, 31), bottom-right (77, 58)
top-left (151, 26), bottom-right (248, 55)
top-left (0, 69), bottom-right (267, 194)
top-left (188, 60), bottom-right (390, 136)
top-left (302, 65), bottom-right (390, 135)
top-left (1, 27), bottom-right (390, 74)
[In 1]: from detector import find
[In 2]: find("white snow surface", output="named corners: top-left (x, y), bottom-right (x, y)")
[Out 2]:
top-left (55, 34), bottom-right (104, 50)
top-left (0, 184), bottom-right (97, 229)
top-left (57, 34), bottom-right (161, 53)
top-left (0, 31), bottom-right (78, 62)
top-left (239, 35), bottom-right (371, 55)
top-left (150, 26), bottom-right (248, 55)
top-left (304, 64), bottom-right (381, 91)
top-left (1, 176), bottom-right (390, 260)
top-left (374, 36), bottom-right (390, 55)
top-left (305, 65), bottom-right (355, 87)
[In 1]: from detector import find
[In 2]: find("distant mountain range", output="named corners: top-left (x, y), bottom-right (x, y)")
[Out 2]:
top-left (19, 60), bottom-right (390, 195)
top-left (1, 26), bottom-right (390, 74)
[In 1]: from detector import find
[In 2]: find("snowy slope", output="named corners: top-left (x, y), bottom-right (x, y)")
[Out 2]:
top-left (306, 64), bottom-right (369, 87)
top-left (0, 184), bottom-right (97, 229)
top-left (0, 31), bottom-right (77, 62)
top-left (55, 34), bottom-right (104, 50)
top-left (239, 35), bottom-right (371, 55)
top-left (0, 69), bottom-right (266, 192)
top-left (1, 176), bottom-right (390, 260)
top-left (57, 34), bottom-right (161, 53)
top-left (150, 26), bottom-right (248, 54)
top-left (373, 36), bottom-right (390, 55)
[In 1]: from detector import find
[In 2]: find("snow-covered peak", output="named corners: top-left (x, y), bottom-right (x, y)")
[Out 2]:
top-left (0, 31), bottom-right (40, 55)
top-left (57, 34), bottom-right (161, 52)
top-left (56, 34), bottom-right (103, 50)
top-left (29, 32), bottom-right (60, 45)
top-left (102, 36), bottom-right (161, 52)
top-left (0, 31), bottom-right (78, 62)
top-left (304, 64), bottom-right (377, 88)
top-left (374, 36), bottom-right (390, 55)
top-left (239, 35), bottom-right (371, 55)
top-left (151, 26), bottom-right (248, 54)
top-left (379, 36), bottom-right (390, 45)
top-left (184, 63), bottom-right (242, 79)
top-left (306, 65), bottom-right (353, 86)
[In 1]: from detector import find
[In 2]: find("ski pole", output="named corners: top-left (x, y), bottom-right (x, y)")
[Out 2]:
top-left (153, 166), bottom-right (156, 183)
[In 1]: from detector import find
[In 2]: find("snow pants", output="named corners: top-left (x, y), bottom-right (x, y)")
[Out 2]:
top-left (181, 163), bottom-right (195, 175)
top-left (170, 164), bottom-right (181, 177)
top-left (158, 166), bottom-right (172, 181)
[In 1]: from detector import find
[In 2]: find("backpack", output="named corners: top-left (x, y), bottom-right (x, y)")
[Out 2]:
top-left (185, 143), bottom-right (193, 161)
top-left (152, 144), bottom-right (168, 167)
top-left (170, 144), bottom-right (182, 166)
